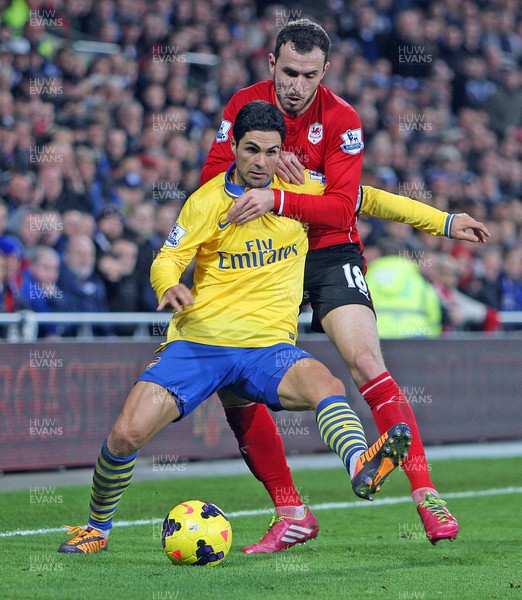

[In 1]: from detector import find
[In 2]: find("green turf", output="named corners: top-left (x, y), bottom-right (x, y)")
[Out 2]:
top-left (1, 457), bottom-right (521, 600)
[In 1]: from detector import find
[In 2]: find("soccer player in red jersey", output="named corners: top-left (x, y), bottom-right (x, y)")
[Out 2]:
top-left (201, 20), bottom-right (483, 552)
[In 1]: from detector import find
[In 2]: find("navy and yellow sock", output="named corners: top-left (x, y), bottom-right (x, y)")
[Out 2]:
top-left (88, 439), bottom-right (138, 533)
top-left (316, 396), bottom-right (368, 476)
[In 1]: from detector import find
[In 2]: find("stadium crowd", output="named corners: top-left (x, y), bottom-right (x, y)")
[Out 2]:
top-left (0, 0), bottom-right (521, 336)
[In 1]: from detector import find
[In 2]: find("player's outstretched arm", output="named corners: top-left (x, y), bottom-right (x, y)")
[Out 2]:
top-left (157, 284), bottom-right (194, 313)
top-left (359, 186), bottom-right (490, 242)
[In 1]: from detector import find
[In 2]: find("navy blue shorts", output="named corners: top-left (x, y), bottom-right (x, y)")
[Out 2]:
top-left (138, 341), bottom-right (314, 420)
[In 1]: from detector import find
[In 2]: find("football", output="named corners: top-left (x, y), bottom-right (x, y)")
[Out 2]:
top-left (161, 500), bottom-right (232, 566)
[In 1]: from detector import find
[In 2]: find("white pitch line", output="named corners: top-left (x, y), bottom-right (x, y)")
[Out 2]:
top-left (1, 486), bottom-right (521, 539)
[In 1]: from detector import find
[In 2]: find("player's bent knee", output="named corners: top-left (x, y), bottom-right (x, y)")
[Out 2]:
top-left (306, 375), bottom-right (345, 408)
top-left (292, 375), bottom-right (346, 410)
top-left (299, 376), bottom-right (346, 411)
top-left (325, 375), bottom-right (345, 398)
top-left (351, 348), bottom-right (385, 381)
top-left (108, 423), bottom-right (145, 456)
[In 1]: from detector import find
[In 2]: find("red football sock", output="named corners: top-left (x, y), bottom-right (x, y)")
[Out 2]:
top-left (359, 371), bottom-right (434, 493)
top-left (224, 403), bottom-right (302, 507)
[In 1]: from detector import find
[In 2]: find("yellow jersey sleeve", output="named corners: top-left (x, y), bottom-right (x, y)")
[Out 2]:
top-left (151, 177), bottom-right (224, 302)
top-left (359, 185), bottom-right (451, 236)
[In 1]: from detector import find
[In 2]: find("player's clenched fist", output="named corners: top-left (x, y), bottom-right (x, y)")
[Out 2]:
top-left (157, 284), bottom-right (194, 313)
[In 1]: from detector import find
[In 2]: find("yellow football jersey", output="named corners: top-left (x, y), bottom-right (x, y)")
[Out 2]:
top-left (151, 166), bottom-right (325, 348)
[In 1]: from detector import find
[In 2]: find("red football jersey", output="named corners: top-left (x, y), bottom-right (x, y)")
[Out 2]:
top-left (201, 80), bottom-right (364, 250)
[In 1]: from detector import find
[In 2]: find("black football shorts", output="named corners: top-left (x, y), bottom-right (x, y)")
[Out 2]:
top-left (304, 243), bottom-right (375, 333)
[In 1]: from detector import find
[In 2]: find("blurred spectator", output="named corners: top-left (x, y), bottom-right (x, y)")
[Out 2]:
top-left (0, 235), bottom-right (26, 312)
top-left (2, 172), bottom-right (35, 212)
top-left (499, 247), bottom-right (522, 317)
top-left (111, 171), bottom-right (144, 212)
top-left (105, 129), bottom-right (128, 170)
top-left (0, 252), bottom-right (8, 315)
top-left (153, 201), bottom-right (182, 245)
top-left (93, 204), bottom-right (125, 258)
top-left (8, 207), bottom-right (44, 252)
top-left (343, 6), bottom-right (383, 63)
top-left (378, 10), bottom-right (435, 78)
top-left (0, 116), bottom-right (18, 172)
top-left (483, 62), bottom-right (522, 136)
top-left (124, 202), bottom-right (158, 310)
top-left (432, 255), bottom-right (500, 333)
top-left (451, 244), bottom-right (475, 291)
top-left (39, 209), bottom-right (65, 254)
top-left (61, 209), bottom-right (95, 241)
top-left (0, 200), bottom-right (8, 237)
top-left (451, 56), bottom-right (496, 113)
top-left (115, 100), bottom-right (143, 152)
top-left (20, 246), bottom-right (66, 338)
top-left (98, 237), bottom-right (140, 314)
top-left (124, 202), bottom-right (155, 257)
top-left (38, 165), bottom-right (91, 214)
top-left (75, 146), bottom-right (106, 217)
top-left (58, 235), bottom-right (112, 335)
top-left (465, 246), bottom-right (503, 310)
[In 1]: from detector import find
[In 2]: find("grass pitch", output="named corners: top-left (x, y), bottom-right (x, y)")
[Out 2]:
top-left (1, 457), bottom-right (521, 600)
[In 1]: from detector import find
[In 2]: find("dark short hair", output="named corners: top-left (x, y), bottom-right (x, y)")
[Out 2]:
top-left (233, 101), bottom-right (286, 145)
top-left (274, 19), bottom-right (331, 63)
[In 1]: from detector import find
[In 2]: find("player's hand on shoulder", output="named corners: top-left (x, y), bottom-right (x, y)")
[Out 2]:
top-left (157, 284), bottom-right (194, 313)
top-left (450, 213), bottom-right (490, 243)
top-left (276, 151), bottom-right (305, 185)
top-left (228, 188), bottom-right (275, 225)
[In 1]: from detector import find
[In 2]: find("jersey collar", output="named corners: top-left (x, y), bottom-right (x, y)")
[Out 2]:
top-left (224, 163), bottom-right (272, 199)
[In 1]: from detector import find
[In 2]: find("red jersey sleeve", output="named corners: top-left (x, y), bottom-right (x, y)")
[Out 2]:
top-left (277, 107), bottom-right (364, 229)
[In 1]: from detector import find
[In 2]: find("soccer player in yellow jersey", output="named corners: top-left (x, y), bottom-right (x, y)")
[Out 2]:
top-left (57, 101), bottom-right (412, 556)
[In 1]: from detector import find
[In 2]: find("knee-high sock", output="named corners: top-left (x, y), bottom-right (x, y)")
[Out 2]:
top-left (88, 439), bottom-right (138, 532)
top-left (224, 403), bottom-right (302, 508)
top-left (316, 396), bottom-right (367, 475)
top-left (359, 371), bottom-right (434, 493)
